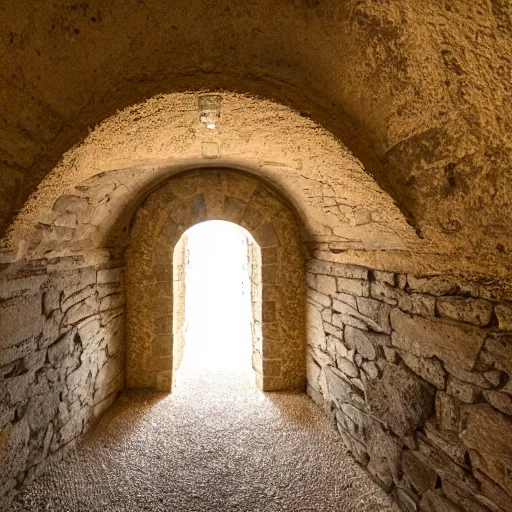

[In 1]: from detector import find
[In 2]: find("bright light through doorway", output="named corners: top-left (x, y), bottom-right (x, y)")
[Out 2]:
top-left (179, 221), bottom-right (253, 371)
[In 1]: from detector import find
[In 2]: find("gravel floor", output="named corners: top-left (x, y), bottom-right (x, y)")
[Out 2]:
top-left (12, 369), bottom-right (398, 512)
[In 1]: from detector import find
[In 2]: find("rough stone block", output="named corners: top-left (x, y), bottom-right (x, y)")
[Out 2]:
top-left (356, 297), bottom-right (391, 334)
top-left (398, 293), bottom-right (436, 318)
top-left (362, 361), bottom-right (379, 379)
top-left (437, 297), bottom-right (492, 327)
top-left (47, 332), bottom-right (81, 371)
top-left (306, 302), bottom-right (326, 350)
top-left (443, 363), bottom-right (493, 390)
top-left (94, 371), bottom-right (123, 404)
top-left (419, 490), bottom-right (459, 512)
top-left (61, 295), bottom-right (99, 326)
top-left (415, 433), bottom-right (479, 495)
top-left (390, 309), bottom-right (485, 371)
top-left (383, 346), bottom-right (398, 363)
top-left (0, 274), bottom-right (47, 302)
top-left (0, 294), bottom-right (44, 353)
top-left (306, 357), bottom-right (323, 392)
top-left (366, 363), bottom-right (435, 438)
top-left (100, 292), bottom-right (125, 312)
top-left (402, 450), bottom-right (437, 494)
top-left (482, 390), bottom-right (512, 415)
top-left (406, 275), bottom-right (459, 296)
top-left (337, 424), bottom-right (369, 466)
top-left (307, 289), bottom-right (331, 308)
top-left (0, 337), bottom-right (38, 368)
top-left (333, 291), bottom-right (358, 308)
top-left (316, 274), bottom-right (336, 296)
top-left (460, 404), bottom-right (512, 497)
top-left (336, 277), bottom-right (369, 297)
top-left (482, 334), bottom-right (512, 373)
top-left (373, 270), bottom-right (395, 286)
top-left (61, 284), bottom-right (95, 312)
top-left (366, 420), bottom-right (402, 486)
top-left (370, 280), bottom-right (400, 305)
top-left (337, 357), bottom-right (359, 378)
top-left (495, 303), bottom-right (512, 331)
top-left (321, 308), bottom-right (332, 324)
top-left (333, 300), bottom-right (389, 333)
top-left (399, 350), bottom-right (446, 390)
top-left (336, 404), bottom-right (367, 442)
top-left (395, 488), bottom-right (418, 512)
top-left (344, 326), bottom-right (377, 360)
top-left (335, 339), bottom-right (354, 365)
top-left (473, 469), bottom-right (512, 512)
top-left (435, 392), bottom-right (460, 432)
top-left (446, 376), bottom-right (480, 404)
top-left (308, 345), bottom-right (332, 369)
top-left (441, 480), bottom-right (489, 512)
top-left (92, 391), bottom-right (118, 421)
top-left (324, 365), bottom-right (365, 408)
top-left (60, 268), bottom-right (96, 301)
top-left (308, 261), bottom-right (367, 280)
top-left (424, 420), bottom-right (468, 468)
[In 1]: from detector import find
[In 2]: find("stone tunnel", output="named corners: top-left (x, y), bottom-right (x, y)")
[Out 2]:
top-left (0, 1), bottom-right (511, 511)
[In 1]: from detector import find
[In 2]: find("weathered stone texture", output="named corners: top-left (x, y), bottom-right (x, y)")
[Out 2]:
top-left (495, 304), bottom-right (512, 331)
top-left (0, 262), bottom-right (125, 506)
top-left (460, 405), bottom-right (512, 497)
top-left (366, 363), bottom-right (434, 438)
top-left (126, 170), bottom-right (305, 392)
top-left (437, 297), bottom-right (492, 327)
top-left (390, 310), bottom-right (485, 371)
top-left (307, 261), bottom-right (512, 512)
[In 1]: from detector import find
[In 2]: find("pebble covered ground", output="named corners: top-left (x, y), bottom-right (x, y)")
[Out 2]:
top-left (12, 369), bottom-right (398, 512)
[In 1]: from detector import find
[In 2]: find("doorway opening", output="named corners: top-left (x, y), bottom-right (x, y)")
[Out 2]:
top-left (172, 220), bottom-right (262, 387)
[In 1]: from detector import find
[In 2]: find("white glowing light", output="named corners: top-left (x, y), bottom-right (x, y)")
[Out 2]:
top-left (178, 221), bottom-right (253, 371)
top-left (206, 122), bottom-right (216, 130)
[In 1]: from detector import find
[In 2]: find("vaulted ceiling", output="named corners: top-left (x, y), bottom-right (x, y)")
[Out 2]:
top-left (1, 0), bottom-right (511, 273)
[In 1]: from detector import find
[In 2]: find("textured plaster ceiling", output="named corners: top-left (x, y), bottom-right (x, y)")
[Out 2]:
top-left (0, 0), bottom-right (511, 274)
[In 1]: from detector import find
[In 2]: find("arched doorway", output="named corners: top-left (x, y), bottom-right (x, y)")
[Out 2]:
top-left (172, 220), bottom-right (256, 381)
top-left (125, 169), bottom-right (306, 392)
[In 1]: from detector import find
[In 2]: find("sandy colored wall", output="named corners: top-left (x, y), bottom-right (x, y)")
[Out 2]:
top-left (172, 234), bottom-right (188, 378)
top-left (306, 258), bottom-right (512, 511)
top-left (0, 1), bottom-right (511, 274)
top-left (0, 259), bottom-right (124, 508)
top-left (125, 169), bottom-right (306, 392)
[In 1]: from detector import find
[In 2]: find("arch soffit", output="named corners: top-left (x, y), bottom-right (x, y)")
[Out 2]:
top-left (2, 92), bottom-right (420, 260)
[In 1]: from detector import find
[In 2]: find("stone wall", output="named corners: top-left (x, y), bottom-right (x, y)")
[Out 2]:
top-left (125, 170), bottom-right (306, 392)
top-left (172, 233), bottom-right (188, 378)
top-left (306, 259), bottom-right (512, 512)
top-left (0, 257), bottom-right (125, 507)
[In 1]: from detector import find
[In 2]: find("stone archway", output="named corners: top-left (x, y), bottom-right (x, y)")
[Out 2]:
top-left (125, 169), bottom-right (306, 392)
